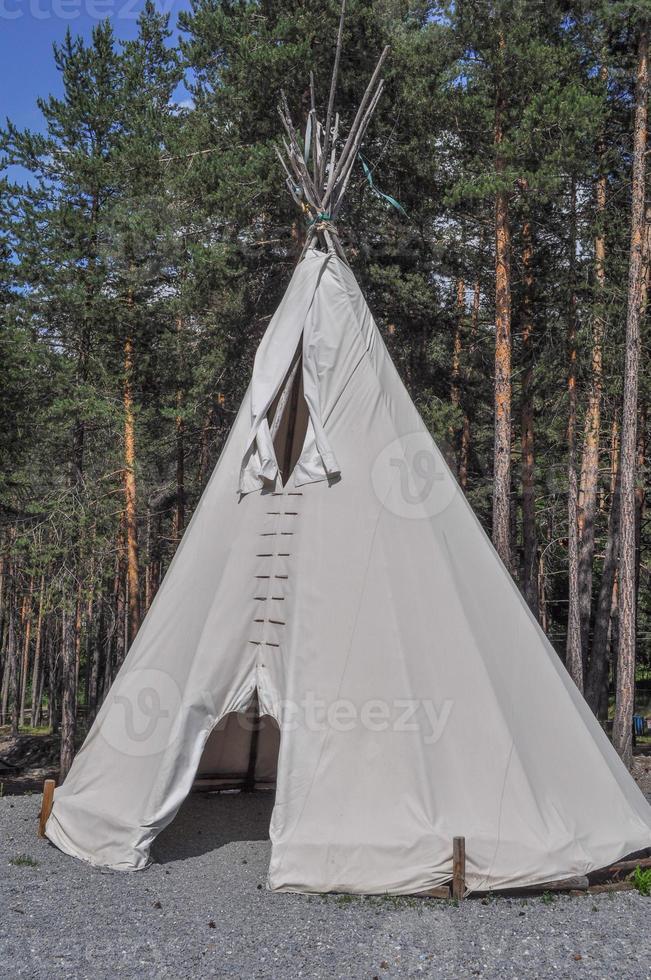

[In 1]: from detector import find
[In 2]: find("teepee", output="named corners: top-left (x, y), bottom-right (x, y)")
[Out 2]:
top-left (46, 14), bottom-right (651, 895)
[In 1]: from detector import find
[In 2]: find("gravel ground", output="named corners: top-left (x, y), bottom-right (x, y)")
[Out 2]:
top-left (1, 792), bottom-right (650, 980)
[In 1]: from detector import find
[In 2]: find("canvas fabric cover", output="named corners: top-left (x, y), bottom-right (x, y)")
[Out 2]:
top-left (46, 248), bottom-right (651, 894)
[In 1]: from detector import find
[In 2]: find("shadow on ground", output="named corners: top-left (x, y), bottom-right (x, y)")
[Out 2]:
top-left (152, 790), bottom-right (275, 864)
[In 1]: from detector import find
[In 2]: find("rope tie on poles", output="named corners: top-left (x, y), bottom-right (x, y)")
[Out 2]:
top-left (308, 211), bottom-right (339, 239)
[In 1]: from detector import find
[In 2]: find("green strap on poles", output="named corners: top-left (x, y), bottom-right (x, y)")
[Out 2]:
top-left (358, 153), bottom-right (408, 217)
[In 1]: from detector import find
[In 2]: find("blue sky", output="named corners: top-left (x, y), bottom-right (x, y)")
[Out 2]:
top-left (1, 0), bottom-right (192, 134)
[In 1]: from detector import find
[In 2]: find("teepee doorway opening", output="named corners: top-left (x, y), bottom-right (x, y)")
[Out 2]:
top-left (194, 693), bottom-right (280, 794)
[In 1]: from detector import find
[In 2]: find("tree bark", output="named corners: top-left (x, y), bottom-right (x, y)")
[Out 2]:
top-left (59, 609), bottom-right (77, 780)
top-left (7, 606), bottom-right (19, 736)
top-left (47, 628), bottom-right (60, 733)
top-left (71, 326), bottom-right (90, 488)
top-left (88, 594), bottom-right (104, 719)
top-left (123, 333), bottom-right (141, 647)
top-left (566, 176), bottom-right (583, 690)
top-left (197, 402), bottom-right (217, 486)
top-left (113, 528), bottom-right (127, 674)
top-left (492, 31), bottom-right (513, 568)
top-left (613, 29), bottom-right (648, 768)
top-left (450, 277), bottom-right (464, 474)
top-left (634, 403), bottom-right (647, 600)
top-left (519, 186), bottom-right (539, 617)
top-left (0, 536), bottom-right (6, 654)
top-left (585, 428), bottom-right (620, 717)
top-left (18, 580), bottom-right (34, 728)
top-left (30, 575), bottom-right (45, 728)
top-left (174, 314), bottom-right (186, 542)
top-left (459, 275), bottom-right (480, 491)
top-left (538, 545), bottom-right (548, 634)
top-left (578, 82), bottom-right (608, 659)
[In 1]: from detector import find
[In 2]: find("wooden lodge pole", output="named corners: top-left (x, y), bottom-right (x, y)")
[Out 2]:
top-left (452, 836), bottom-right (466, 900)
top-left (38, 779), bottom-right (55, 837)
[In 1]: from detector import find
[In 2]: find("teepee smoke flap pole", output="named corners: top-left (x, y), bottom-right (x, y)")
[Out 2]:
top-left (320, 0), bottom-right (347, 189)
top-left (309, 72), bottom-right (319, 189)
top-left (278, 116), bottom-right (319, 208)
top-left (330, 79), bottom-right (385, 216)
top-left (329, 45), bottom-right (389, 191)
top-left (277, 14), bottom-right (388, 254)
top-left (324, 112), bottom-right (341, 203)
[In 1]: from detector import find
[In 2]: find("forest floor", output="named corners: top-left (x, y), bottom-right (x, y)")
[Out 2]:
top-left (0, 792), bottom-right (650, 980)
top-left (0, 730), bottom-right (59, 795)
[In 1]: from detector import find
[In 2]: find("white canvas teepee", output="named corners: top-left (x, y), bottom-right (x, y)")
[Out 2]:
top-left (46, 32), bottom-right (651, 896)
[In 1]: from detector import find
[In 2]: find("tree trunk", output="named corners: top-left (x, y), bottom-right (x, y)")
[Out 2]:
top-left (174, 314), bottom-right (186, 542)
top-left (18, 580), bottom-right (34, 727)
top-left (59, 609), bottom-right (77, 780)
top-left (538, 544), bottom-right (548, 634)
top-left (34, 649), bottom-right (46, 730)
top-left (577, 88), bottom-right (608, 658)
top-left (634, 403), bottom-right (646, 599)
top-left (71, 321), bottom-right (92, 486)
top-left (585, 430), bottom-right (620, 717)
top-left (88, 595), bottom-right (104, 719)
top-left (449, 277), bottom-right (464, 473)
top-left (566, 176), bottom-right (583, 690)
top-left (0, 557), bottom-right (9, 726)
top-left (102, 598), bottom-right (114, 705)
top-left (123, 333), bottom-right (141, 647)
top-left (0, 537), bottom-right (6, 653)
top-left (519, 187), bottom-right (539, 618)
top-left (47, 628), bottom-right (60, 733)
top-left (492, 34), bottom-right (513, 569)
top-left (613, 30), bottom-right (648, 768)
top-left (7, 607), bottom-right (19, 736)
top-left (451, 278), bottom-right (464, 407)
top-left (197, 402), bottom-right (217, 486)
top-left (30, 575), bottom-right (45, 729)
top-left (459, 276), bottom-right (480, 491)
top-left (113, 530), bottom-right (127, 674)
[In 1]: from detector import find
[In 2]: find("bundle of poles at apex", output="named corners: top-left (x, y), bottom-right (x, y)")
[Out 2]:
top-left (275, 0), bottom-right (389, 261)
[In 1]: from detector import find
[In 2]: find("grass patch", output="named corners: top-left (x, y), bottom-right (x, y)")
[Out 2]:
top-left (632, 867), bottom-right (651, 896)
top-left (10, 854), bottom-right (39, 868)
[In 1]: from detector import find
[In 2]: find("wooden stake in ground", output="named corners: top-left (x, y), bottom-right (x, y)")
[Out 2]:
top-left (452, 836), bottom-right (466, 900)
top-left (38, 779), bottom-right (55, 837)
top-left (614, 28), bottom-right (649, 768)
